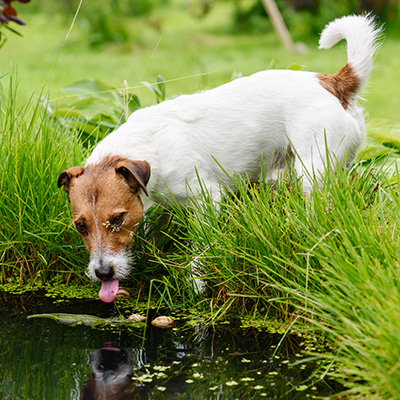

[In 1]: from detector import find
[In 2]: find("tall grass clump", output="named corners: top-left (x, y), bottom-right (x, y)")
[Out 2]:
top-left (0, 75), bottom-right (88, 284)
top-left (153, 162), bottom-right (384, 313)
top-left (284, 172), bottom-right (400, 398)
top-left (150, 154), bottom-right (400, 397)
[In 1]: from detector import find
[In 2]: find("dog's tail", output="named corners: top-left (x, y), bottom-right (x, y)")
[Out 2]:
top-left (318, 14), bottom-right (382, 108)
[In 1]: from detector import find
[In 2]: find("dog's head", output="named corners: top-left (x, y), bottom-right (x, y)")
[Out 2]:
top-left (58, 155), bottom-right (151, 302)
top-left (80, 343), bottom-right (136, 399)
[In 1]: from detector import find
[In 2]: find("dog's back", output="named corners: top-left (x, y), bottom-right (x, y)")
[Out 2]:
top-left (87, 15), bottom-right (381, 198)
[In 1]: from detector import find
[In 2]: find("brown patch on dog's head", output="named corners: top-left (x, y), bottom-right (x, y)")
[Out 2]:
top-left (57, 156), bottom-right (151, 285)
top-left (57, 166), bottom-right (85, 196)
top-left (317, 64), bottom-right (360, 110)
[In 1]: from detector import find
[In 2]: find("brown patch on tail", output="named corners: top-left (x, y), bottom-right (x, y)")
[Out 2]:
top-left (317, 64), bottom-right (360, 110)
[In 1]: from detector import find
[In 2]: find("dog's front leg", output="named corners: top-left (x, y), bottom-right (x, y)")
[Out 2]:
top-left (187, 182), bottom-right (223, 295)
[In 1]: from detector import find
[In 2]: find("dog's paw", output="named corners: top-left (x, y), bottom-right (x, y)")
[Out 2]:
top-left (193, 276), bottom-right (206, 295)
top-left (190, 259), bottom-right (206, 296)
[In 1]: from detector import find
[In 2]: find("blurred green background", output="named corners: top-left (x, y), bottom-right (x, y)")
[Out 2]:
top-left (0, 0), bottom-right (399, 119)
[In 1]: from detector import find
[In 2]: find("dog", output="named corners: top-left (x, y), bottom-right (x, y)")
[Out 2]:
top-left (58, 15), bottom-right (381, 303)
top-left (80, 343), bottom-right (136, 400)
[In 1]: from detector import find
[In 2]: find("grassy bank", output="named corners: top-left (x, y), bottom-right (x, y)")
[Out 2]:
top-left (0, 76), bottom-right (88, 285)
top-left (3, 70), bottom-right (400, 400)
top-left (2, 2), bottom-right (400, 398)
top-left (154, 159), bottom-right (400, 397)
top-left (3, 78), bottom-right (400, 397)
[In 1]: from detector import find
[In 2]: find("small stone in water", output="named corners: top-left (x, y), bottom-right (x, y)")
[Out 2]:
top-left (151, 316), bottom-right (174, 329)
top-left (116, 288), bottom-right (132, 297)
top-left (128, 314), bottom-right (146, 322)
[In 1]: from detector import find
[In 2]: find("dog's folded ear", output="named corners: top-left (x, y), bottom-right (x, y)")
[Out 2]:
top-left (115, 160), bottom-right (151, 196)
top-left (57, 166), bottom-right (85, 194)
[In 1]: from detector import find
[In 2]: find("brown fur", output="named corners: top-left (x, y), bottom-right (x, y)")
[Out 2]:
top-left (317, 64), bottom-right (360, 110)
top-left (59, 155), bottom-right (150, 255)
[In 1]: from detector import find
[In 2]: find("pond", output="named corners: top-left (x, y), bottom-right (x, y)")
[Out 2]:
top-left (0, 291), bottom-right (341, 399)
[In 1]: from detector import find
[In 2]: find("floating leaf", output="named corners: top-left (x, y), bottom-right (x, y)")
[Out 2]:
top-left (28, 313), bottom-right (144, 328)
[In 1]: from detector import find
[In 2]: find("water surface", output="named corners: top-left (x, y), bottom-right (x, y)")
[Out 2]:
top-left (0, 291), bottom-right (340, 399)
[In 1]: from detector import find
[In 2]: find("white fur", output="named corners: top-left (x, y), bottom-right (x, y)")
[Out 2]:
top-left (86, 14), bottom-right (380, 210)
top-left (88, 249), bottom-right (133, 282)
top-left (319, 13), bottom-right (382, 87)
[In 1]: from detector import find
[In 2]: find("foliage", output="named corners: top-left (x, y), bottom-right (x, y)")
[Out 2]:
top-left (192, 0), bottom-right (400, 37)
top-left (78, 1), bottom-right (132, 48)
top-left (358, 119), bottom-right (400, 184)
top-left (0, 74), bottom-right (172, 293)
top-left (0, 74), bottom-right (88, 284)
top-left (280, 0), bottom-right (399, 38)
top-left (28, 312), bottom-right (146, 328)
top-left (150, 151), bottom-right (400, 397)
top-left (2, 11), bottom-right (400, 392)
top-left (43, 3), bottom-right (129, 48)
top-left (141, 75), bottom-right (167, 104)
top-left (24, 0), bottom-right (165, 47)
top-left (0, 0), bottom-right (30, 48)
top-left (0, 2), bottom-right (398, 121)
top-left (47, 79), bottom-right (141, 144)
top-left (47, 77), bottom-right (166, 145)
top-left (26, 0), bottom-right (163, 17)
top-left (0, 0), bottom-right (29, 25)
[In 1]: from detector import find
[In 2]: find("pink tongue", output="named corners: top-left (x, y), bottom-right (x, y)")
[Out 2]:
top-left (98, 279), bottom-right (119, 303)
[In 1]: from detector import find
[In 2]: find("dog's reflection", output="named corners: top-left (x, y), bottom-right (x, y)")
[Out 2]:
top-left (79, 325), bottom-right (210, 399)
top-left (80, 342), bottom-right (137, 400)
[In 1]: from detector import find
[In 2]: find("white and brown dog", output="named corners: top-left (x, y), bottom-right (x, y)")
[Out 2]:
top-left (58, 15), bottom-right (381, 303)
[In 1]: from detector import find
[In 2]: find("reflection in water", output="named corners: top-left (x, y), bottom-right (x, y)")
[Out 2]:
top-left (0, 292), bottom-right (341, 399)
top-left (80, 343), bottom-right (136, 400)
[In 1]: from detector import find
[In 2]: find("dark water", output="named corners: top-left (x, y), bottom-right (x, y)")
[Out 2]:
top-left (0, 291), bottom-right (340, 399)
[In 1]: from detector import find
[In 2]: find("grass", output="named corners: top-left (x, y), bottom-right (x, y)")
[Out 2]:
top-left (3, 73), bottom-right (400, 397)
top-left (150, 159), bottom-right (400, 398)
top-left (0, 74), bottom-right (88, 284)
top-left (2, 1), bottom-right (400, 398)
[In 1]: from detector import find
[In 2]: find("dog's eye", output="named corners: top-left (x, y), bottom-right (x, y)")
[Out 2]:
top-left (111, 213), bottom-right (124, 227)
top-left (75, 222), bottom-right (87, 234)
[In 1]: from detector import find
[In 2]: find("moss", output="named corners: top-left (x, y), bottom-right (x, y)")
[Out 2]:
top-left (43, 282), bottom-right (98, 300)
top-left (0, 283), bottom-right (41, 295)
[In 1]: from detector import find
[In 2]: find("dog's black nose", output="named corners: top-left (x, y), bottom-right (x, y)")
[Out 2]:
top-left (95, 265), bottom-right (114, 280)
